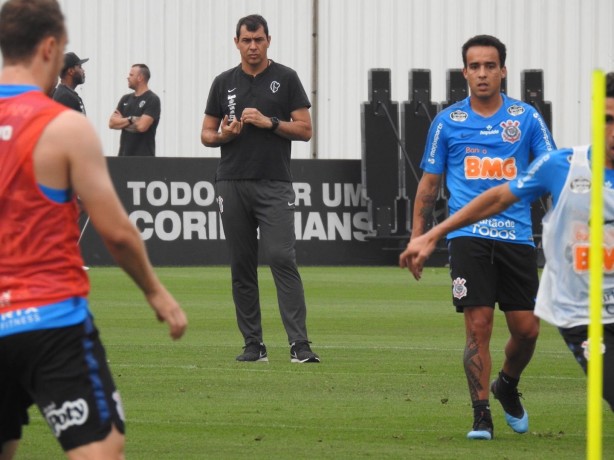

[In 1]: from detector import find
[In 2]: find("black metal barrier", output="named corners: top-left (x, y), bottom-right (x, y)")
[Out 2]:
top-left (360, 69), bottom-right (404, 238)
top-left (80, 158), bottom-right (424, 267)
top-left (402, 69), bottom-right (442, 232)
top-left (522, 69), bottom-right (553, 259)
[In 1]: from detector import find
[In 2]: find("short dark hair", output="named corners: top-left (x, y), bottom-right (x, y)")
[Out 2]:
top-left (236, 14), bottom-right (269, 39)
top-left (133, 64), bottom-right (151, 82)
top-left (607, 72), bottom-right (614, 99)
top-left (0, 0), bottom-right (65, 64)
top-left (462, 35), bottom-right (507, 68)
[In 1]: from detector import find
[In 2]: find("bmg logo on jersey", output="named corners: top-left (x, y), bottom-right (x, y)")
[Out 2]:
top-left (571, 221), bottom-right (614, 273)
top-left (44, 398), bottom-right (89, 437)
top-left (464, 156), bottom-right (517, 180)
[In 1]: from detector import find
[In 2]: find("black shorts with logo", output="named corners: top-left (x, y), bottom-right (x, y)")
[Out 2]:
top-left (0, 316), bottom-right (125, 452)
top-left (559, 323), bottom-right (614, 411)
top-left (448, 237), bottom-right (539, 313)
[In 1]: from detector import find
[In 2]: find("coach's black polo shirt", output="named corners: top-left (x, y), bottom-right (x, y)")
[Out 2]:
top-left (205, 61), bottom-right (311, 182)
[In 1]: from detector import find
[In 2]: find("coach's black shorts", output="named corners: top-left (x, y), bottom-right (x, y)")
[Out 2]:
top-left (559, 323), bottom-right (614, 411)
top-left (0, 316), bottom-right (125, 452)
top-left (448, 237), bottom-right (539, 313)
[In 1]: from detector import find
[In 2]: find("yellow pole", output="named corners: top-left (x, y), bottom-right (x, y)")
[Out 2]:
top-left (587, 70), bottom-right (605, 460)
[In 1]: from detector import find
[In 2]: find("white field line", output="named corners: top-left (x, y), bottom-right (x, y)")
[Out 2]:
top-left (121, 417), bottom-right (612, 439)
top-left (109, 362), bottom-right (585, 381)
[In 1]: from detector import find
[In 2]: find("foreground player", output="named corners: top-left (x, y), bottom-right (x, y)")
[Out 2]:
top-left (401, 72), bottom-right (614, 412)
top-left (0, 1), bottom-right (187, 458)
top-left (408, 35), bottom-right (556, 440)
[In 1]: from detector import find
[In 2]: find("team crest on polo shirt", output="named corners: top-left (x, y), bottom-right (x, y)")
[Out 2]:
top-left (139, 101), bottom-right (146, 108)
top-left (500, 120), bottom-right (521, 144)
top-left (452, 277), bottom-right (467, 299)
top-left (270, 81), bottom-right (280, 93)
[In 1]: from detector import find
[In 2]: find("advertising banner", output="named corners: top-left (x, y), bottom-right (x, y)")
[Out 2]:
top-left (81, 158), bottom-right (406, 266)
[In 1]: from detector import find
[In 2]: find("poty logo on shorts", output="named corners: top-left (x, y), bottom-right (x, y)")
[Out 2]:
top-left (452, 277), bottom-right (467, 299)
top-left (44, 399), bottom-right (89, 437)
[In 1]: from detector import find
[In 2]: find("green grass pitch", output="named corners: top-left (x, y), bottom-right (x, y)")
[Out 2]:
top-left (16, 266), bottom-right (613, 459)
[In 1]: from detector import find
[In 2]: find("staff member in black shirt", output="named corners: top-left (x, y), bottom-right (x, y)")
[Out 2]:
top-left (109, 64), bottom-right (161, 157)
top-left (201, 14), bottom-right (320, 364)
top-left (52, 51), bottom-right (88, 113)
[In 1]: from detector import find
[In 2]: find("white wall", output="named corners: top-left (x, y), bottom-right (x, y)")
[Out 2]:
top-left (55, 0), bottom-right (312, 158)
top-left (317, 0), bottom-right (614, 158)
top-left (3, 0), bottom-right (613, 159)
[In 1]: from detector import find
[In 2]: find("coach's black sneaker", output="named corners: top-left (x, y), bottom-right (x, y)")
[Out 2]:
top-left (290, 341), bottom-right (320, 363)
top-left (466, 410), bottom-right (494, 440)
top-left (491, 373), bottom-right (529, 433)
top-left (236, 342), bottom-right (268, 362)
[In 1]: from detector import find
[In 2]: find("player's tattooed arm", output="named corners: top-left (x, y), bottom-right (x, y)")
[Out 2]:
top-left (410, 172), bottom-right (441, 239)
top-left (417, 192), bottom-right (437, 231)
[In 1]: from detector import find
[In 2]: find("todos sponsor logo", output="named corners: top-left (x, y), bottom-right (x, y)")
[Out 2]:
top-left (470, 218), bottom-right (517, 240)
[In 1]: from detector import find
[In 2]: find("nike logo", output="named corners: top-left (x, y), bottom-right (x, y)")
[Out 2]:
top-left (288, 202), bottom-right (295, 207)
top-left (228, 88), bottom-right (236, 93)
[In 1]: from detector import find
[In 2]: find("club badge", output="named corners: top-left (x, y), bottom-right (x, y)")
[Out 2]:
top-left (500, 120), bottom-right (521, 144)
top-left (452, 277), bottom-right (468, 299)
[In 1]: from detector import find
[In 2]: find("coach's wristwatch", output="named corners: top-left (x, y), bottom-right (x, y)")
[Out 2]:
top-left (270, 117), bottom-right (280, 131)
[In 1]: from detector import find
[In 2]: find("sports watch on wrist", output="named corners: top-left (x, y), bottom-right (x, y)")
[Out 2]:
top-left (270, 117), bottom-right (280, 131)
